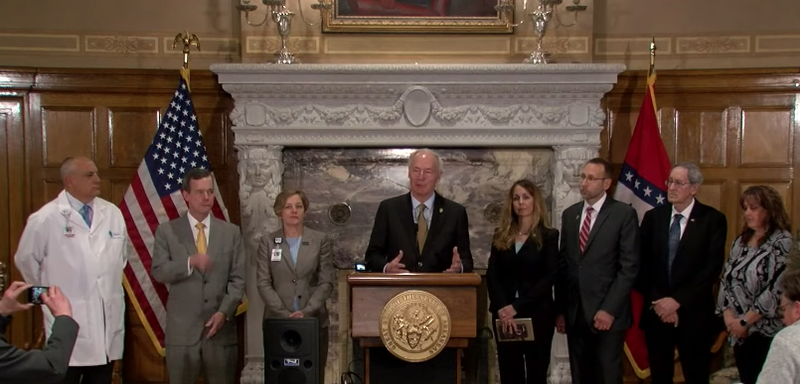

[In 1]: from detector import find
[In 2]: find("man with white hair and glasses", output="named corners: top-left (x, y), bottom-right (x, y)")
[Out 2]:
top-left (756, 269), bottom-right (800, 383)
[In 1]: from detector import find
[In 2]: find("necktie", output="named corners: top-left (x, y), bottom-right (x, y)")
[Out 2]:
top-left (579, 206), bottom-right (594, 253)
top-left (417, 204), bottom-right (428, 253)
top-left (667, 213), bottom-right (683, 283)
top-left (195, 222), bottom-right (207, 254)
top-left (80, 204), bottom-right (93, 227)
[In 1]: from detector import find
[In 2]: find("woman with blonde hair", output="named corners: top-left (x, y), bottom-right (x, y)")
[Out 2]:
top-left (257, 190), bottom-right (334, 383)
top-left (716, 185), bottom-right (793, 384)
top-left (486, 179), bottom-right (559, 384)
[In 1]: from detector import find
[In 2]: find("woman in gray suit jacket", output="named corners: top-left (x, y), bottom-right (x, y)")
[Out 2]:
top-left (257, 190), bottom-right (334, 383)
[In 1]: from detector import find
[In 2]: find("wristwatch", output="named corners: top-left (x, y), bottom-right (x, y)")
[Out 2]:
top-left (739, 318), bottom-right (748, 327)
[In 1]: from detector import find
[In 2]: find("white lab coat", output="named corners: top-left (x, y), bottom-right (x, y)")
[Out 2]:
top-left (15, 190), bottom-right (128, 366)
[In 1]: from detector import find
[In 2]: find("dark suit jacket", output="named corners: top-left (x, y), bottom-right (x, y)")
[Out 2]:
top-left (365, 192), bottom-right (473, 273)
top-left (256, 228), bottom-right (334, 327)
top-left (0, 315), bottom-right (78, 384)
top-left (487, 227), bottom-right (559, 335)
top-left (638, 200), bottom-right (727, 329)
top-left (556, 196), bottom-right (640, 332)
top-left (151, 214), bottom-right (246, 346)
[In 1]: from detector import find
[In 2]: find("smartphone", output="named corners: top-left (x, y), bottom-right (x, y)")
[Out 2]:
top-left (27, 286), bottom-right (49, 305)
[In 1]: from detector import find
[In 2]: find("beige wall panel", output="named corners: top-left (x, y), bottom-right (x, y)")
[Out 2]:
top-left (596, 0), bottom-right (799, 35)
top-left (740, 109), bottom-right (792, 167)
top-left (675, 109), bottom-right (727, 167)
top-left (0, 33), bottom-right (79, 52)
top-left (42, 107), bottom-right (96, 165)
top-left (0, 1), bottom-right (237, 34)
top-left (109, 108), bottom-right (160, 168)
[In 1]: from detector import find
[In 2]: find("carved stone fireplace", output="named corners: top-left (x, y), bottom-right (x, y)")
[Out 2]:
top-left (210, 63), bottom-right (626, 384)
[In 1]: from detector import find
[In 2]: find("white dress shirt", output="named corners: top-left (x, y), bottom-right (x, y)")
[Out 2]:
top-left (580, 192), bottom-right (608, 232)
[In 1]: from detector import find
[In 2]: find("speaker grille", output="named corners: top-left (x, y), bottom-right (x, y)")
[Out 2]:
top-left (263, 318), bottom-right (319, 384)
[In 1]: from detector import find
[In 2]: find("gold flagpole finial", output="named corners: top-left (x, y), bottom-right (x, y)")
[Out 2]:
top-left (173, 31), bottom-right (201, 70)
top-left (648, 36), bottom-right (657, 77)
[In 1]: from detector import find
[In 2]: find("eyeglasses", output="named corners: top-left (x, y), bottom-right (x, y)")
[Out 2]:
top-left (580, 175), bottom-right (607, 182)
top-left (778, 302), bottom-right (792, 317)
top-left (665, 179), bottom-right (691, 187)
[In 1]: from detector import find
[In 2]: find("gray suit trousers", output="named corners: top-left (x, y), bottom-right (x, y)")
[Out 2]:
top-left (165, 340), bottom-right (237, 384)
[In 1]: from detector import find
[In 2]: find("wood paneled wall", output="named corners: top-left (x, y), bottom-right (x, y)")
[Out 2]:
top-left (0, 68), bottom-right (239, 384)
top-left (1, 67), bottom-right (798, 384)
top-left (604, 69), bottom-right (800, 250)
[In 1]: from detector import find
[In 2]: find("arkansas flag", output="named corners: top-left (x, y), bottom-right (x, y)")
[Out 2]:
top-left (614, 71), bottom-right (671, 378)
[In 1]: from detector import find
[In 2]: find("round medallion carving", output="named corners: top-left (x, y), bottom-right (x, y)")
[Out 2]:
top-left (402, 88), bottom-right (432, 127)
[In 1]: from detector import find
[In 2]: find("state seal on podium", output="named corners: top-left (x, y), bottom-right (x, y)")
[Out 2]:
top-left (379, 289), bottom-right (451, 363)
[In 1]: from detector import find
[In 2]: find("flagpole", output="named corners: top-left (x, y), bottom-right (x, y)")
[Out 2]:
top-left (648, 36), bottom-right (656, 79)
top-left (172, 31), bottom-right (201, 90)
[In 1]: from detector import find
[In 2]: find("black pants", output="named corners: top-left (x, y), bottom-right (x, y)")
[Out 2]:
top-left (493, 317), bottom-right (554, 384)
top-left (644, 315), bottom-right (714, 384)
top-left (733, 333), bottom-right (773, 384)
top-left (566, 307), bottom-right (625, 384)
top-left (62, 362), bottom-right (114, 384)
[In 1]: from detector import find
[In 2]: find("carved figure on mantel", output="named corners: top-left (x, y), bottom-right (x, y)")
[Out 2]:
top-left (552, 146), bottom-right (597, 229)
top-left (238, 146), bottom-right (284, 251)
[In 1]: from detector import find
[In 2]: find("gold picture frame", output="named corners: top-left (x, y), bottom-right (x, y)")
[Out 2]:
top-left (320, 0), bottom-right (513, 34)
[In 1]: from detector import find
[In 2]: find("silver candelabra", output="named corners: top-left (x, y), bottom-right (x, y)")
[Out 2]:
top-left (496, 0), bottom-right (587, 64)
top-left (237, 0), bottom-right (331, 64)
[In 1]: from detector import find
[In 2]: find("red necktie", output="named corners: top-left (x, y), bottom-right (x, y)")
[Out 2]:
top-left (579, 206), bottom-right (594, 253)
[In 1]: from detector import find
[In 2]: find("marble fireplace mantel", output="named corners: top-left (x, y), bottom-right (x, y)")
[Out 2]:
top-left (210, 63), bottom-right (626, 384)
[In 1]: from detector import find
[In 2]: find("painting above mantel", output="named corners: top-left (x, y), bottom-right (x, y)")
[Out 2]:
top-left (321, 0), bottom-right (512, 33)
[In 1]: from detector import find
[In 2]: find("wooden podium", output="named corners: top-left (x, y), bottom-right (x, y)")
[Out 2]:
top-left (348, 273), bottom-right (481, 384)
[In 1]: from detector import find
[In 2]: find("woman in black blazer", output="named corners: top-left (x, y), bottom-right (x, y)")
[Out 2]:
top-left (487, 179), bottom-right (559, 384)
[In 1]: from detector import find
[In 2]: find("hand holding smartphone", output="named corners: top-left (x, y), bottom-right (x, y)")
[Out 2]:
top-left (27, 286), bottom-right (49, 305)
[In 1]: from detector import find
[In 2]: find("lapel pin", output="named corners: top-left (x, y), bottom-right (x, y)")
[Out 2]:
top-left (690, 218), bottom-right (695, 222)
top-left (301, 241), bottom-right (309, 246)
top-left (439, 208), bottom-right (443, 214)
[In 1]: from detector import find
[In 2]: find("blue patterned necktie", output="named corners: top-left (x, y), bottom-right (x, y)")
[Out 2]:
top-left (667, 213), bottom-right (683, 283)
top-left (80, 204), bottom-right (93, 227)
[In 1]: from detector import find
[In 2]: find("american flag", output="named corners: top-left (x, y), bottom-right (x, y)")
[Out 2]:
top-left (120, 71), bottom-right (234, 355)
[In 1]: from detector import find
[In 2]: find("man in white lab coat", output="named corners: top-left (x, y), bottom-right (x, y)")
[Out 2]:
top-left (15, 156), bottom-right (128, 384)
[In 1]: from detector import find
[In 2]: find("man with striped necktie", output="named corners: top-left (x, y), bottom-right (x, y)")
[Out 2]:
top-left (555, 157), bottom-right (641, 384)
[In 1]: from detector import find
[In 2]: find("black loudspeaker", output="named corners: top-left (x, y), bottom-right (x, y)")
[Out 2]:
top-left (263, 317), bottom-right (319, 384)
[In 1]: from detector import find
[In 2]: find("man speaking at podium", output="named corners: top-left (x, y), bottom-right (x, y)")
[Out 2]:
top-left (366, 149), bottom-right (473, 273)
